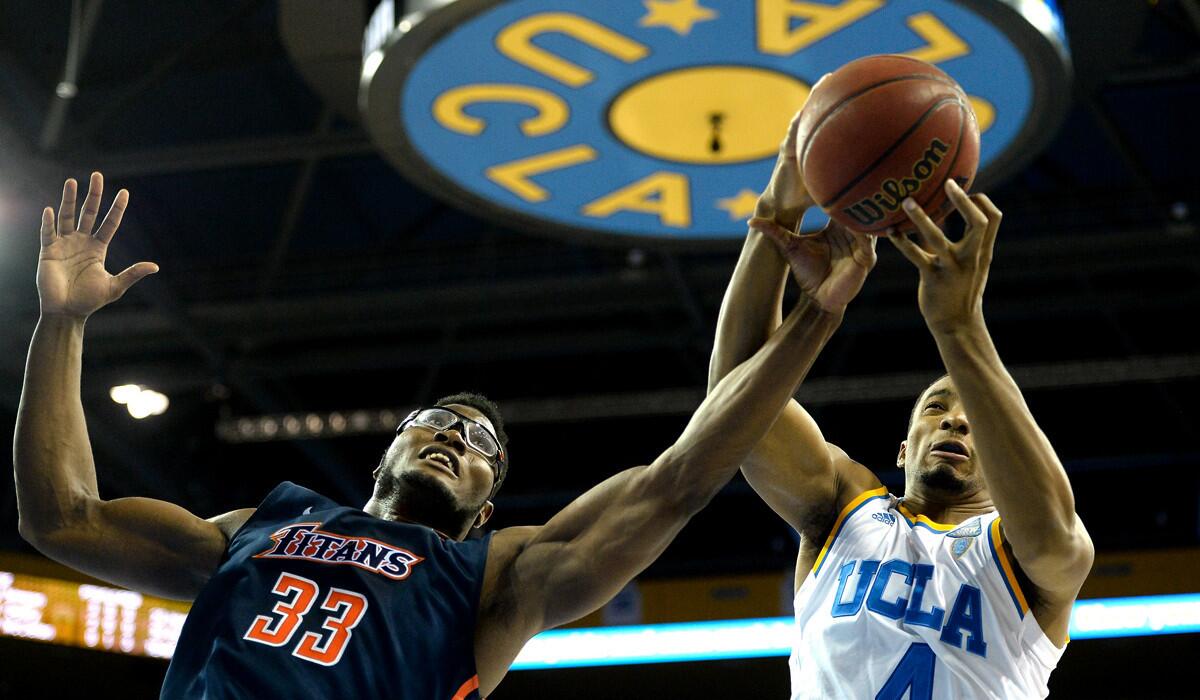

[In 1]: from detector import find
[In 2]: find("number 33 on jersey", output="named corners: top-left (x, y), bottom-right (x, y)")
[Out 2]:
top-left (161, 482), bottom-right (493, 700)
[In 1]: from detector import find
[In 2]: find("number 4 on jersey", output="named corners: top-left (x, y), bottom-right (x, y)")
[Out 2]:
top-left (244, 572), bottom-right (369, 666)
top-left (877, 643), bottom-right (936, 700)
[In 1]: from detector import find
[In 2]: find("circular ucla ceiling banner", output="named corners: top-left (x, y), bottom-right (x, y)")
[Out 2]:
top-left (361, 0), bottom-right (1070, 241)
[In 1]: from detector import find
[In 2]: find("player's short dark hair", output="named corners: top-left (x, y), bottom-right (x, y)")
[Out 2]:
top-left (907, 373), bottom-right (952, 432)
top-left (435, 391), bottom-right (509, 497)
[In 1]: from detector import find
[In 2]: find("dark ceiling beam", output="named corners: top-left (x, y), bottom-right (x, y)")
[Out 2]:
top-left (1107, 54), bottom-right (1200, 85)
top-left (1073, 268), bottom-right (1196, 438)
top-left (238, 327), bottom-right (692, 375)
top-left (109, 194), bottom-right (362, 503)
top-left (65, 277), bottom-right (1189, 359)
top-left (258, 109), bottom-right (334, 298)
top-left (506, 352), bottom-right (1200, 418)
top-left (0, 81), bottom-right (69, 202)
top-left (78, 268), bottom-right (730, 342)
top-left (74, 278), bottom-right (1200, 357)
top-left (410, 324), bottom-right (458, 406)
top-left (1084, 96), bottom-right (1166, 221)
top-left (73, 325), bottom-right (696, 399)
top-left (38, 0), bottom-right (105, 152)
top-left (0, 226), bottom-right (1192, 379)
top-left (61, 130), bottom-right (375, 178)
top-left (61, 261), bottom-right (1200, 397)
top-left (657, 250), bottom-right (713, 381)
top-left (1181, 0), bottom-right (1200, 37)
top-left (211, 353), bottom-right (1200, 436)
top-left (66, 0), bottom-right (268, 149)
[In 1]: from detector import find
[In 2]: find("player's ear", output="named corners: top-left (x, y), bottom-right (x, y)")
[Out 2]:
top-left (896, 441), bottom-right (907, 469)
top-left (473, 501), bottom-right (494, 529)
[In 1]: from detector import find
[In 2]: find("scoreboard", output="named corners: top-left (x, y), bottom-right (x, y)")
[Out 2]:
top-left (0, 569), bottom-right (189, 659)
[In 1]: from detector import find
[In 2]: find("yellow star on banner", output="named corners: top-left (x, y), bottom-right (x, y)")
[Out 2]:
top-left (640, 0), bottom-right (718, 36)
top-left (717, 190), bottom-right (760, 221)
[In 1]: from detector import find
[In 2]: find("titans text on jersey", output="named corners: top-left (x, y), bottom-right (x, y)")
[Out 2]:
top-left (254, 522), bottom-right (425, 580)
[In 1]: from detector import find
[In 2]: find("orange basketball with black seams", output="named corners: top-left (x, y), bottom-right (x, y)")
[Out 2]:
top-left (797, 54), bottom-right (980, 234)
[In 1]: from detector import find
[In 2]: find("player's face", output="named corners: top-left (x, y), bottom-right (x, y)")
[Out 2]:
top-left (898, 379), bottom-right (982, 496)
top-left (386, 404), bottom-right (499, 512)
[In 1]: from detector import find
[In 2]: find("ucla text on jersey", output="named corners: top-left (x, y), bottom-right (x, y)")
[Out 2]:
top-left (789, 488), bottom-right (1063, 700)
top-left (830, 558), bottom-right (988, 656)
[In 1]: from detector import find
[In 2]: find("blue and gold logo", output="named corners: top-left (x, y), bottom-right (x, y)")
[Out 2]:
top-left (361, 0), bottom-right (1070, 241)
top-left (947, 518), bottom-right (983, 539)
top-left (947, 517), bottom-right (982, 558)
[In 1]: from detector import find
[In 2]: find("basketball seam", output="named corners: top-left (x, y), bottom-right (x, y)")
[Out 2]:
top-left (879, 99), bottom-right (968, 234)
top-left (819, 96), bottom-right (963, 209)
top-left (917, 100), bottom-right (969, 212)
top-left (799, 72), bottom-right (962, 169)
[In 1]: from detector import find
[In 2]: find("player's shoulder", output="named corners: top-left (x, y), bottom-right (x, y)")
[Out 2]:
top-left (795, 448), bottom-right (887, 553)
top-left (486, 525), bottom-right (539, 562)
top-left (258, 480), bottom-right (342, 513)
top-left (201, 481), bottom-right (325, 544)
top-left (828, 445), bottom-right (887, 515)
top-left (479, 526), bottom-right (546, 600)
top-left (206, 508), bottom-right (257, 542)
top-left (477, 527), bottom-right (542, 631)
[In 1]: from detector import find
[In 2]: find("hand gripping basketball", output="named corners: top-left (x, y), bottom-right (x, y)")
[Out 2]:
top-left (37, 172), bottom-right (158, 320)
top-left (888, 180), bottom-right (1001, 333)
top-left (756, 218), bottom-right (878, 314)
top-left (752, 111), bottom-right (816, 233)
top-left (796, 55), bottom-right (980, 235)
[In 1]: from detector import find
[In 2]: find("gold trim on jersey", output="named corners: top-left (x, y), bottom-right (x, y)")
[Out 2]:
top-left (896, 502), bottom-right (958, 531)
top-left (989, 517), bottom-right (1031, 615)
top-left (811, 487), bottom-right (889, 575)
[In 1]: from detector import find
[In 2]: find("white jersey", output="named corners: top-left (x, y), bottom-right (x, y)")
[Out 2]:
top-left (789, 488), bottom-right (1063, 699)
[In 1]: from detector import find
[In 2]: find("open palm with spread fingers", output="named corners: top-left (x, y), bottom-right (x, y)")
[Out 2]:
top-left (888, 179), bottom-right (1002, 332)
top-left (38, 172), bottom-right (158, 319)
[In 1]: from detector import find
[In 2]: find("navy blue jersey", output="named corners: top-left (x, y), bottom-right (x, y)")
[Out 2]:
top-left (162, 482), bottom-right (492, 700)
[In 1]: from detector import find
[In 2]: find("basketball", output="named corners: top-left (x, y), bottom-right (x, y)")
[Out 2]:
top-left (796, 54), bottom-right (981, 234)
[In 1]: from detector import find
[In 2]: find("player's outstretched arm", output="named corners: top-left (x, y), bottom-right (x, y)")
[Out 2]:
top-left (890, 181), bottom-right (1094, 643)
top-left (14, 173), bottom-right (251, 601)
top-left (475, 280), bottom-right (867, 687)
top-left (708, 112), bottom-right (880, 534)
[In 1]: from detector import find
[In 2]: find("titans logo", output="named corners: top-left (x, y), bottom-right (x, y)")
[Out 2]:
top-left (254, 523), bottom-right (425, 580)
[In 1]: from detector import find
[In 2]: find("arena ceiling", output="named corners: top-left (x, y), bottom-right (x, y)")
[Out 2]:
top-left (0, 0), bottom-right (1197, 581)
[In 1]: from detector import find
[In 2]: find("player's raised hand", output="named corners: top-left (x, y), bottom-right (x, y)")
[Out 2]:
top-left (754, 218), bottom-right (877, 314)
top-left (37, 172), bottom-right (158, 319)
top-left (753, 110), bottom-right (816, 232)
top-left (888, 179), bottom-right (1001, 333)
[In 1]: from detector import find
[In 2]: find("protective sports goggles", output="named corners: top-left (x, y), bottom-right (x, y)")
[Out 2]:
top-left (398, 406), bottom-right (506, 471)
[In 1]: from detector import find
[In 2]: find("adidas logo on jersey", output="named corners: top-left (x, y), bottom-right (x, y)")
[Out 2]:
top-left (872, 512), bottom-right (897, 526)
top-left (254, 522), bottom-right (425, 580)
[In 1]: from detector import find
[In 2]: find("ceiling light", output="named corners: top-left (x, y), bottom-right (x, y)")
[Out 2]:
top-left (110, 384), bottom-right (169, 419)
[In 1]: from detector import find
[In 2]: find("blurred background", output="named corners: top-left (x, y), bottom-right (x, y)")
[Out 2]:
top-left (0, 0), bottom-right (1197, 697)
